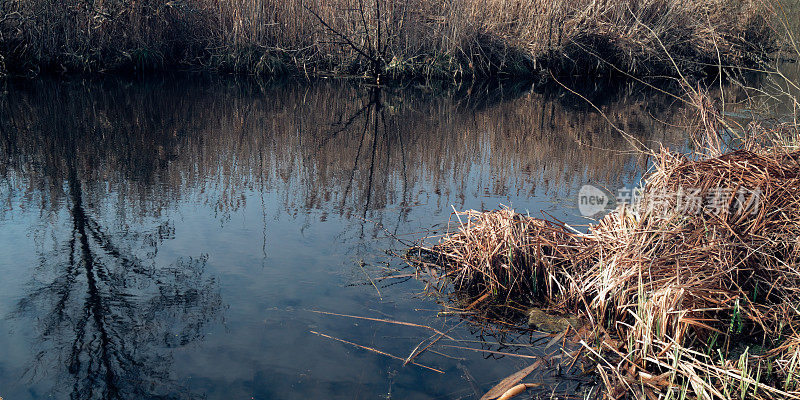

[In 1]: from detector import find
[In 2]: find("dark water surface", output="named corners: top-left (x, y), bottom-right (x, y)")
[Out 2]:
top-left (0, 76), bottom-right (687, 399)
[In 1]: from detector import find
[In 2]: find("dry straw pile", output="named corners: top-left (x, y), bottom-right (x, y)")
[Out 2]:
top-left (411, 141), bottom-right (800, 399)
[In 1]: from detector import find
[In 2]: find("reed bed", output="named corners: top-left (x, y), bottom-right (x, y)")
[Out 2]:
top-left (410, 209), bottom-right (582, 305)
top-left (0, 0), bottom-right (778, 79)
top-left (409, 140), bottom-right (800, 398)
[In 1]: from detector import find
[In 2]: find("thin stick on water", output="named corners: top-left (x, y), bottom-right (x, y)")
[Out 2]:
top-left (310, 330), bottom-right (444, 373)
top-left (307, 309), bottom-right (456, 340)
top-left (357, 261), bottom-right (382, 300)
top-left (439, 345), bottom-right (540, 360)
top-left (404, 321), bottom-right (464, 366)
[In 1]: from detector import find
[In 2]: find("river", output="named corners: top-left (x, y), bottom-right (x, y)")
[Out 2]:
top-left (0, 75), bottom-right (695, 399)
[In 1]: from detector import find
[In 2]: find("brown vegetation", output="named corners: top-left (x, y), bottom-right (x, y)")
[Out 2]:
top-left (0, 0), bottom-right (778, 79)
top-left (409, 123), bottom-right (800, 398)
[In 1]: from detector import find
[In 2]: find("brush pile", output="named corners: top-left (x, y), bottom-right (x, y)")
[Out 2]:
top-left (410, 145), bottom-right (800, 399)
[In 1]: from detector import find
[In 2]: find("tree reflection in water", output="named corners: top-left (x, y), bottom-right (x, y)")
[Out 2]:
top-left (2, 85), bottom-right (223, 398)
top-left (14, 166), bottom-right (221, 399)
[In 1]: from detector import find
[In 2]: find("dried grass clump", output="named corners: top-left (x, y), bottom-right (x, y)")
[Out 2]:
top-left (415, 208), bottom-right (582, 304)
top-left (581, 146), bottom-right (800, 399)
top-left (586, 146), bottom-right (800, 334)
top-left (410, 144), bottom-right (800, 399)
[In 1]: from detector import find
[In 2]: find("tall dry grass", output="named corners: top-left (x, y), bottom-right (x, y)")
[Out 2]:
top-left (0, 0), bottom-right (778, 79)
top-left (413, 143), bottom-right (800, 399)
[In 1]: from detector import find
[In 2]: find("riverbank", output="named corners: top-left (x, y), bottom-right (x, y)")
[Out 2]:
top-left (0, 0), bottom-right (780, 81)
top-left (407, 104), bottom-right (800, 398)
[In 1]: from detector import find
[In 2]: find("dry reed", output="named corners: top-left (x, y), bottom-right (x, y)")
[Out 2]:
top-left (409, 137), bottom-right (800, 398)
top-left (0, 0), bottom-right (778, 79)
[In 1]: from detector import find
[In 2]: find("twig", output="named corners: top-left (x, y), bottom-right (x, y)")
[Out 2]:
top-left (310, 330), bottom-right (444, 373)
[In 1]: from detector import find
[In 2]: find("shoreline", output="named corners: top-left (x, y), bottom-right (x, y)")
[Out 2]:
top-left (0, 0), bottom-right (779, 82)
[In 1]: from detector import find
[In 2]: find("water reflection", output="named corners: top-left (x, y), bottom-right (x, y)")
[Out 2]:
top-left (0, 76), bottom-right (680, 225)
top-left (12, 163), bottom-right (221, 399)
top-left (0, 76), bottom-right (690, 399)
